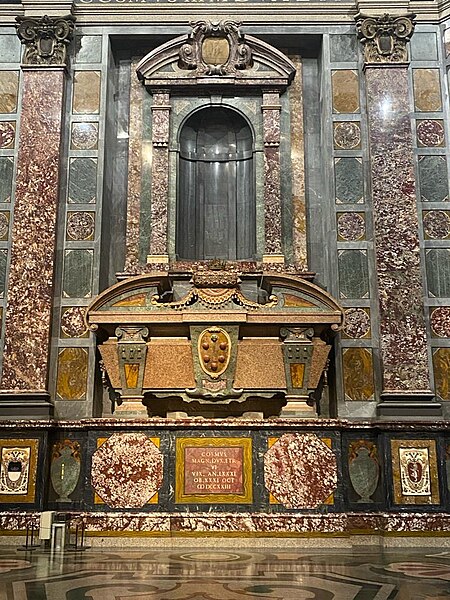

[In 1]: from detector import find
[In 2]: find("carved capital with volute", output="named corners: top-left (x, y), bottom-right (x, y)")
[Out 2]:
top-left (355, 12), bottom-right (415, 65)
top-left (16, 14), bottom-right (75, 67)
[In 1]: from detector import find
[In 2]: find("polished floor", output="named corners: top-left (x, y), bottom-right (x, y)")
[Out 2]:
top-left (0, 544), bottom-right (449, 599)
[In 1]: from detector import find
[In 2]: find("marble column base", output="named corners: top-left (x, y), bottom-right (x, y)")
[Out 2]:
top-left (114, 399), bottom-right (148, 418)
top-left (377, 391), bottom-right (442, 417)
top-left (0, 392), bottom-right (53, 418)
top-left (279, 396), bottom-right (317, 418)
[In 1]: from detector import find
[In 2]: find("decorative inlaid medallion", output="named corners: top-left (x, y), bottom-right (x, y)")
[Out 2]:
top-left (343, 308), bottom-right (371, 338)
top-left (71, 122), bottom-right (98, 150)
top-left (66, 211), bottom-right (95, 241)
top-left (337, 212), bottom-right (365, 241)
top-left (0, 122), bottom-right (15, 149)
top-left (423, 211), bottom-right (450, 240)
top-left (264, 433), bottom-right (337, 509)
top-left (417, 120), bottom-right (445, 147)
top-left (60, 306), bottom-right (88, 338)
top-left (333, 121), bottom-right (361, 149)
top-left (391, 439), bottom-right (439, 505)
top-left (430, 307), bottom-right (450, 338)
top-left (198, 327), bottom-right (231, 379)
top-left (91, 433), bottom-right (163, 509)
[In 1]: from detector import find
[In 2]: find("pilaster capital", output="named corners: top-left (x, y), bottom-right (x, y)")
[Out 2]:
top-left (15, 13), bottom-right (76, 67)
top-left (355, 12), bottom-right (415, 65)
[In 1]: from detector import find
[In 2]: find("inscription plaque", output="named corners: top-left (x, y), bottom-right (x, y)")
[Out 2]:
top-left (176, 437), bottom-right (252, 504)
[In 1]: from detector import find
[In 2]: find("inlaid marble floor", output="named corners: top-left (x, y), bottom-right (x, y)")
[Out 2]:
top-left (0, 545), bottom-right (449, 599)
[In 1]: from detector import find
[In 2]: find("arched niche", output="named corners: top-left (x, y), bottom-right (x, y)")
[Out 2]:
top-left (129, 20), bottom-right (295, 268)
top-left (177, 106), bottom-right (256, 261)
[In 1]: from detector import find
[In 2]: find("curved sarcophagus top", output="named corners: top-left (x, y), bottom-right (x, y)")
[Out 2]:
top-left (86, 270), bottom-right (344, 419)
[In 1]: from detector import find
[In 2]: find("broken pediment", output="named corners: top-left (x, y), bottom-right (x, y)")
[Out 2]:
top-left (136, 20), bottom-right (296, 89)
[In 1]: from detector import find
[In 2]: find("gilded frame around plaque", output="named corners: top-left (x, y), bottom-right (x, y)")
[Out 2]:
top-left (0, 438), bottom-right (39, 504)
top-left (391, 439), bottom-right (440, 505)
top-left (175, 437), bottom-right (253, 504)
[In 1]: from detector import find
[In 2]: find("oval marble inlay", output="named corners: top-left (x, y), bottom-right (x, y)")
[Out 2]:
top-left (67, 211), bottom-right (95, 241)
top-left (333, 122), bottom-right (361, 149)
top-left (417, 119), bottom-right (445, 147)
top-left (430, 307), bottom-right (450, 338)
top-left (343, 308), bottom-right (371, 338)
top-left (337, 212), bottom-right (365, 241)
top-left (0, 122), bottom-right (15, 149)
top-left (71, 122), bottom-right (98, 150)
top-left (423, 211), bottom-right (450, 239)
top-left (60, 306), bottom-right (88, 338)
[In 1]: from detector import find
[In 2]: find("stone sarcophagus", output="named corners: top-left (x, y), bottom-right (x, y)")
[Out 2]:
top-left (86, 268), bottom-right (344, 418)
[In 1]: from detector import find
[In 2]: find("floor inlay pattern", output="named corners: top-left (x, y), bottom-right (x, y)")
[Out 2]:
top-left (0, 546), bottom-right (449, 599)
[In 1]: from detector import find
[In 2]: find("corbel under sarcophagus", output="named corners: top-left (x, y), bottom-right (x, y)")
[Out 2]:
top-left (86, 268), bottom-right (344, 418)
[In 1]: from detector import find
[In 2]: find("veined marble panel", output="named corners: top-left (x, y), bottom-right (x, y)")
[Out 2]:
top-left (1, 70), bottom-right (65, 391)
top-left (0, 71), bottom-right (19, 114)
top-left (365, 67), bottom-right (430, 393)
top-left (413, 69), bottom-right (441, 113)
top-left (72, 71), bottom-right (101, 114)
top-left (332, 70), bottom-right (359, 114)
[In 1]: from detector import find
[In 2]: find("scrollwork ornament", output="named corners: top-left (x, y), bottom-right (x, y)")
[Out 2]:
top-left (178, 19), bottom-right (252, 77)
top-left (355, 12), bottom-right (415, 65)
top-left (16, 14), bottom-right (76, 66)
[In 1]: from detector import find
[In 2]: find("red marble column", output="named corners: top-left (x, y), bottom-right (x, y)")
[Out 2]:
top-left (0, 15), bottom-right (74, 415)
top-left (356, 13), bottom-right (440, 416)
top-left (148, 91), bottom-right (170, 263)
top-left (262, 91), bottom-right (284, 262)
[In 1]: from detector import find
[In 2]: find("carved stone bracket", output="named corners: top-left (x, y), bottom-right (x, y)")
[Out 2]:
top-left (116, 326), bottom-right (149, 405)
top-left (16, 14), bottom-right (75, 67)
top-left (179, 20), bottom-right (252, 76)
top-left (355, 12), bottom-right (415, 65)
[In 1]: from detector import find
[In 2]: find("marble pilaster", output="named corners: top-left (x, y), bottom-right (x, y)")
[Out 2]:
top-left (262, 92), bottom-right (283, 261)
top-left (356, 14), bottom-right (440, 416)
top-left (0, 16), bottom-right (74, 415)
top-left (148, 91), bottom-right (170, 262)
top-left (124, 59), bottom-right (143, 271)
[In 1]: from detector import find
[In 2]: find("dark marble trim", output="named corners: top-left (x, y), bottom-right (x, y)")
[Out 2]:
top-left (0, 417), bottom-right (449, 431)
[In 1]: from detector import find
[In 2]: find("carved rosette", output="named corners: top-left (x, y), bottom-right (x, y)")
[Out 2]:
top-left (179, 20), bottom-right (252, 76)
top-left (16, 15), bottom-right (76, 67)
top-left (355, 13), bottom-right (415, 65)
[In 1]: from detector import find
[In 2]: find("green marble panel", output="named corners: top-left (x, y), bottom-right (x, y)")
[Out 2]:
top-left (68, 158), bottom-right (97, 203)
top-left (0, 250), bottom-right (7, 298)
top-left (338, 249), bottom-right (369, 299)
top-left (410, 32), bottom-right (438, 61)
top-left (426, 249), bottom-right (450, 298)
top-left (418, 156), bottom-right (448, 202)
top-left (0, 157), bottom-right (13, 203)
top-left (75, 36), bottom-right (102, 64)
top-left (0, 35), bottom-right (21, 63)
top-left (334, 157), bottom-right (364, 204)
top-left (330, 35), bottom-right (358, 63)
top-left (62, 249), bottom-right (93, 298)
